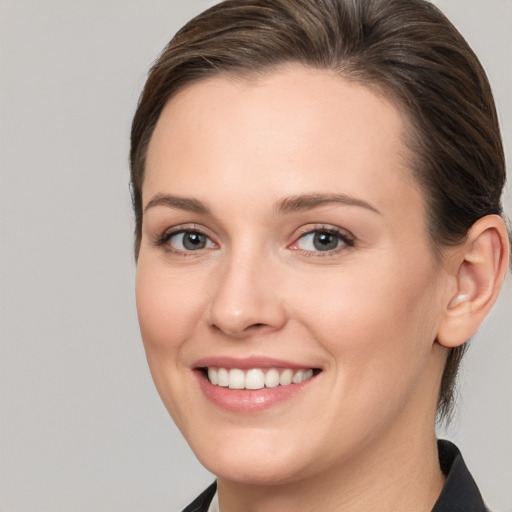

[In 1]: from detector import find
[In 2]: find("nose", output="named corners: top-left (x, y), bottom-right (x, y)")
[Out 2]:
top-left (206, 250), bottom-right (287, 338)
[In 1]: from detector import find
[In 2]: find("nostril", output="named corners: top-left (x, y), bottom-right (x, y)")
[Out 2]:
top-left (246, 322), bottom-right (269, 331)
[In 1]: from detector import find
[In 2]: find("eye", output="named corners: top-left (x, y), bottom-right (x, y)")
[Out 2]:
top-left (291, 228), bottom-right (353, 253)
top-left (164, 230), bottom-right (215, 252)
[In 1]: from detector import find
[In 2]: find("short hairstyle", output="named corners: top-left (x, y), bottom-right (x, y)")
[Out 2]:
top-left (130, 0), bottom-right (506, 420)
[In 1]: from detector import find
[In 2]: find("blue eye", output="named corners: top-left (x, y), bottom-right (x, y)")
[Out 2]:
top-left (294, 229), bottom-right (352, 252)
top-left (165, 231), bottom-right (214, 251)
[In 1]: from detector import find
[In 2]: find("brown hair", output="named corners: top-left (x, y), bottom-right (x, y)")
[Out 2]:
top-left (130, 0), bottom-right (506, 420)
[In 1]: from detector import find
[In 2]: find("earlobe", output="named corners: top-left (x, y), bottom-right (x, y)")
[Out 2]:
top-left (437, 215), bottom-right (510, 348)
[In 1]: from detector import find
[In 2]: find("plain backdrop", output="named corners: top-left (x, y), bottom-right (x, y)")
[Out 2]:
top-left (0, 1), bottom-right (511, 511)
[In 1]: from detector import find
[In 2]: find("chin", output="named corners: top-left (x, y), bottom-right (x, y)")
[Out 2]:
top-left (202, 451), bottom-right (307, 486)
top-left (187, 426), bottom-right (315, 486)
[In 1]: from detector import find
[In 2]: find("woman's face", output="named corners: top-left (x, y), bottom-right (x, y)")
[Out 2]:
top-left (136, 66), bottom-right (449, 485)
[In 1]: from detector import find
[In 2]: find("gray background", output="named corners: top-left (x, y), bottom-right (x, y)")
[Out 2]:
top-left (0, 0), bottom-right (510, 510)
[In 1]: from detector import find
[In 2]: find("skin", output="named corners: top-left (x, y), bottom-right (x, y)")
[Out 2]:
top-left (136, 66), bottom-right (459, 511)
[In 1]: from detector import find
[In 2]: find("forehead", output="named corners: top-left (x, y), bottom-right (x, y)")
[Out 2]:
top-left (144, 65), bottom-right (420, 217)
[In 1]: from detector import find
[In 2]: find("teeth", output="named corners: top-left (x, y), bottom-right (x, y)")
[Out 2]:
top-left (206, 367), bottom-right (316, 389)
top-left (292, 369), bottom-right (304, 384)
top-left (264, 368), bottom-right (280, 388)
top-left (217, 368), bottom-right (229, 387)
top-left (228, 369), bottom-right (245, 389)
top-left (246, 369), bottom-right (265, 390)
top-left (207, 367), bottom-right (218, 385)
top-left (279, 369), bottom-right (293, 386)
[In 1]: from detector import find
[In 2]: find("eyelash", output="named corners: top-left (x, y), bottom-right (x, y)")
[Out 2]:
top-left (153, 225), bottom-right (354, 257)
top-left (289, 226), bottom-right (354, 256)
top-left (153, 225), bottom-right (216, 256)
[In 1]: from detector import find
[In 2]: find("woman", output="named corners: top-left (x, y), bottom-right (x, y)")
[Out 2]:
top-left (130, 0), bottom-right (510, 510)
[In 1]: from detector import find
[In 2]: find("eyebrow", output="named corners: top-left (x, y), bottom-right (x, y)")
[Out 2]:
top-left (144, 193), bottom-right (210, 214)
top-left (143, 192), bottom-right (381, 217)
top-left (275, 193), bottom-right (381, 215)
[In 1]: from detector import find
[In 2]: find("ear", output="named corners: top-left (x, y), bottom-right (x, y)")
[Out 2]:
top-left (437, 215), bottom-right (510, 348)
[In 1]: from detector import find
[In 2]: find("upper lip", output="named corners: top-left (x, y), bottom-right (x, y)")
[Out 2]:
top-left (192, 356), bottom-right (320, 370)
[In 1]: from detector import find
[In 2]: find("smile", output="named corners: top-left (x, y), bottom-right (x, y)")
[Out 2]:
top-left (206, 367), bottom-right (316, 390)
top-left (193, 357), bottom-right (323, 411)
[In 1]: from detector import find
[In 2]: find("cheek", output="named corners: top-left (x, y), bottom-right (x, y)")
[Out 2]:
top-left (287, 259), bottom-right (442, 396)
top-left (135, 260), bottom-right (210, 429)
top-left (135, 260), bottom-right (205, 411)
top-left (135, 261), bottom-right (205, 351)
top-left (293, 263), bottom-right (438, 341)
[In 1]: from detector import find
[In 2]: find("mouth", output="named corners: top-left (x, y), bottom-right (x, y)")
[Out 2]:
top-left (192, 357), bottom-right (323, 412)
top-left (201, 367), bottom-right (321, 390)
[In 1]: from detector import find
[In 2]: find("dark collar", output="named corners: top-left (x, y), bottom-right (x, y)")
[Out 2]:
top-left (182, 440), bottom-right (488, 512)
top-left (182, 482), bottom-right (217, 512)
top-left (433, 439), bottom-right (488, 511)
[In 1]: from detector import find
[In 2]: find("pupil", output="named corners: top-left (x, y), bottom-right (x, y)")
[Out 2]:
top-left (313, 232), bottom-right (338, 251)
top-left (183, 232), bottom-right (206, 250)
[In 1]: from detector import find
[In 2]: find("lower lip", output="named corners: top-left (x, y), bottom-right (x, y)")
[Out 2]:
top-left (195, 370), bottom-right (318, 412)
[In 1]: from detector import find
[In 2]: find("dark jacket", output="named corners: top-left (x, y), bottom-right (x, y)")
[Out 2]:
top-left (182, 440), bottom-right (488, 512)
